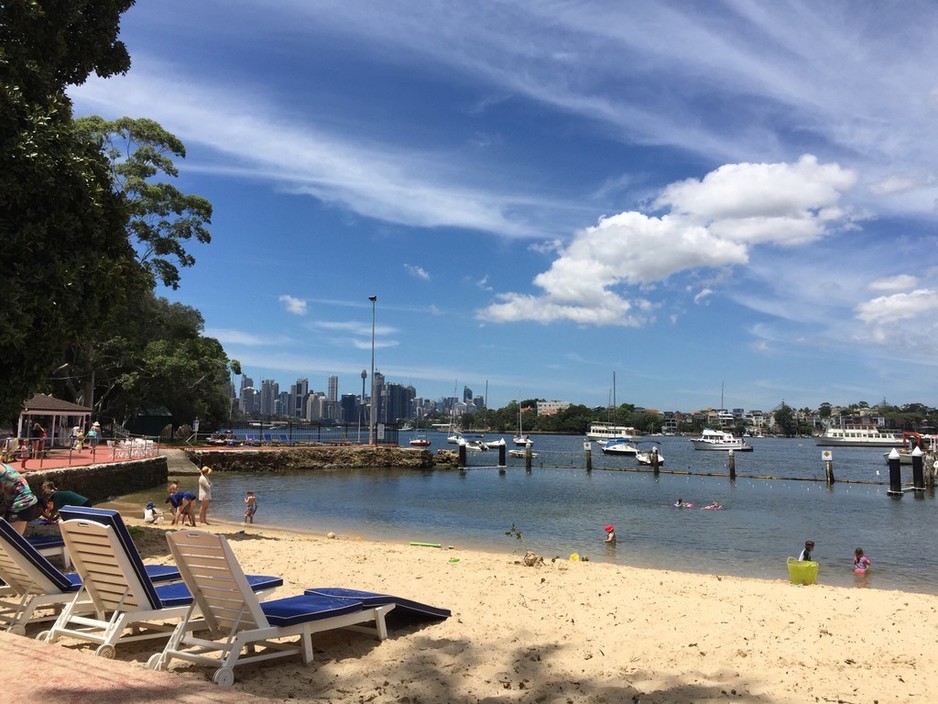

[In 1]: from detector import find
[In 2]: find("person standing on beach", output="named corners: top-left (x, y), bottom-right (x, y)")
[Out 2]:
top-left (799, 540), bottom-right (815, 561)
top-left (243, 490), bottom-right (257, 525)
top-left (198, 466), bottom-right (213, 525)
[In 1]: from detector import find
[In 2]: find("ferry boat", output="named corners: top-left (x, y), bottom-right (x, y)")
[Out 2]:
top-left (690, 429), bottom-right (753, 452)
top-left (814, 423), bottom-right (903, 448)
top-left (587, 424), bottom-right (638, 442)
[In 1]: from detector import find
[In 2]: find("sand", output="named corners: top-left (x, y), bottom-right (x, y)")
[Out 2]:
top-left (104, 512), bottom-right (938, 704)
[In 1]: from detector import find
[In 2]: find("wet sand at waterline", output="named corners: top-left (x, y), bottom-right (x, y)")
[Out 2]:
top-left (108, 514), bottom-right (936, 703)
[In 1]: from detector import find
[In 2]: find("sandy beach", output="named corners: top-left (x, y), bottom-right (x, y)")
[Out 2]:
top-left (89, 511), bottom-right (935, 704)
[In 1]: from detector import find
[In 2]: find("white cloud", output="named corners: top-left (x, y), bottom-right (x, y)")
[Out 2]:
top-left (279, 295), bottom-right (307, 315)
top-left (205, 328), bottom-right (286, 346)
top-left (854, 289), bottom-right (938, 353)
top-left (855, 289), bottom-right (938, 324)
top-left (405, 264), bottom-right (431, 281)
top-left (869, 275), bottom-right (918, 292)
top-left (479, 156), bottom-right (858, 325)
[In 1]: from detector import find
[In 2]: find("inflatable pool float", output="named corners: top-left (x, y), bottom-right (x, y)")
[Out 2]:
top-left (672, 502), bottom-right (694, 508)
top-left (701, 504), bottom-right (723, 510)
top-left (787, 556), bottom-right (818, 585)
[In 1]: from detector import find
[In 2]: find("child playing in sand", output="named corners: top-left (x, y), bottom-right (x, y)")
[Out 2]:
top-left (243, 490), bottom-right (257, 525)
top-left (144, 500), bottom-right (164, 523)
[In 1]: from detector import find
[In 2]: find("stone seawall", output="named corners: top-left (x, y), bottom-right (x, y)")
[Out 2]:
top-left (25, 457), bottom-right (168, 504)
top-left (184, 446), bottom-right (460, 473)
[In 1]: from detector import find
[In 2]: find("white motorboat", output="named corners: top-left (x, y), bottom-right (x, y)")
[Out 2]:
top-left (635, 447), bottom-right (664, 466)
top-left (600, 438), bottom-right (639, 455)
top-left (587, 424), bottom-right (638, 442)
top-left (690, 429), bottom-right (753, 451)
top-left (815, 423), bottom-right (903, 448)
top-left (508, 446), bottom-right (538, 459)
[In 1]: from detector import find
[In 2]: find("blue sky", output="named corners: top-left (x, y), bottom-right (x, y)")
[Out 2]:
top-left (69, 1), bottom-right (938, 413)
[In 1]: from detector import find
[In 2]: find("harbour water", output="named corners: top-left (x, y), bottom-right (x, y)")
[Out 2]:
top-left (118, 434), bottom-right (938, 594)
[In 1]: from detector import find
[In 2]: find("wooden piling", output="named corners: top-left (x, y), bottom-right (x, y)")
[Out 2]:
top-left (727, 449), bottom-right (736, 480)
top-left (525, 442), bottom-right (533, 472)
top-left (584, 441), bottom-right (592, 472)
top-left (886, 449), bottom-right (903, 496)
top-left (911, 447), bottom-right (924, 491)
top-left (458, 442), bottom-right (467, 469)
top-left (498, 443), bottom-right (507, 468)
top-left (651, 447), bottom-right (660, 475)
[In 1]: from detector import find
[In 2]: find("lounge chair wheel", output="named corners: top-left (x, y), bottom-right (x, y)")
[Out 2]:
top-left (212, 667), bottom-right (235, 687)
top-left (9, 625), bottom-right (25, 636)
top-left (95, 644), bottom-right (116, 659)
top-left (146, 653), bottom-right (164, 670)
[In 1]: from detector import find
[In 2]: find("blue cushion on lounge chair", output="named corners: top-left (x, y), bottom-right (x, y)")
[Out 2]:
top-left (25, 534), bottom-right (65, 550)
top-left (260, 594), bottom-right (365, 627)
top-left (156, 573), bottom-right (286, 608)
top-left (0, 519), bottom-right (73, 592)
top-left (304, 587), bottom-right (452, 620)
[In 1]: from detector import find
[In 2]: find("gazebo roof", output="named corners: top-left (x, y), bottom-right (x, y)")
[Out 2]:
top-left (21, 393), bottom-right (91, 414)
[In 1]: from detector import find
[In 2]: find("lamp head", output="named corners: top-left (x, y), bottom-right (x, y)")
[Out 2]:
top-left (368, 295), bottom-right (377, 302)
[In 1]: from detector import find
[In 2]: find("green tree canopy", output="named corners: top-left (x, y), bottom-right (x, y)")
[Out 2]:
top-left (1, 0), bottom-right (141, 423)
top-left (75, 116), bottom-right (213, 289)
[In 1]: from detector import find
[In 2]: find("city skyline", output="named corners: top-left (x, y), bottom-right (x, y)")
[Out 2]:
top-left (69, 3), bottom-right (938, 412)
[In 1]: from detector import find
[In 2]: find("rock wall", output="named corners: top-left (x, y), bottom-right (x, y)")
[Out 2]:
top-left (25, 457), bottom-right (168, 504)
top-left (185, 446), bottom-right (460, 472)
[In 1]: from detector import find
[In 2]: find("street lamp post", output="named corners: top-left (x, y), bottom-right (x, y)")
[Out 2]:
top-left (358, 369), bottom-right (367, 444)
top-left (368, 295), bottom-right (377, 445)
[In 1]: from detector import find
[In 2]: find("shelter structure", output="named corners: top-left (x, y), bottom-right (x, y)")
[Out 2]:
top-left (17, 394), bottom-right (92, 448)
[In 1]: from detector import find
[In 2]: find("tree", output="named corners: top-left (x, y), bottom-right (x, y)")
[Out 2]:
top-left (74, 116), bottom-right (213, 289)
top-left (0, 0), bottom-right (141, 423)
top-left (773, 403), bottom-right (796, 437)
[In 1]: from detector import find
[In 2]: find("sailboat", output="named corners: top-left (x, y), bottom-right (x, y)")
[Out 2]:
top-left (512, 402), bottom-right (531, 447)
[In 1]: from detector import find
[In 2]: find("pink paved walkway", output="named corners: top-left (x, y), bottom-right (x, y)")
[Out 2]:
top-left (0, 631), bottom-right (276, 703)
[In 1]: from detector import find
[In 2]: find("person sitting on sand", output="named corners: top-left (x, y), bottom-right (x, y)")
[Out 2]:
top-left (799, 540), bottom-right (815, 562)
top-left (853, 547), bottom-right (871, 574)
top-left (40, 481), bottom-right (92, 520)
top-left (144, 500), bottom-right (164, 524)
top-left (604, 524), bottom-right (616, 544)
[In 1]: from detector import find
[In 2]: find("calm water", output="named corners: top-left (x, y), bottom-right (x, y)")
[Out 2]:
top-left (117, 434), bottom-right (938, 594)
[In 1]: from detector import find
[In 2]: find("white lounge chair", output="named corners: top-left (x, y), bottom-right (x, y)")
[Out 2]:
top-left (38, 507), bottom-right (281, 658)
top-left (0, 517), bottom-right (178, 634)
top-left (150, 530), bottom-right (397, 686)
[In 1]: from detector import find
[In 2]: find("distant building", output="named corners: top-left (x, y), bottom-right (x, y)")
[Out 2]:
top-left (537, 400), bottom-right (571, 416)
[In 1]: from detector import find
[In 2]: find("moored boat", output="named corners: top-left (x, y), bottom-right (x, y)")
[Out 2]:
top-left (600, 438), bottom-right (639, 455)
top-left (815, 423), bottom-right (902, 448)
top-left (690, 429), bottom-right (753, 451)
top-left (408, 431), bottom-right (431, 447)
top-left (587, 424), bottom-right (638, 442)
top-left (635, 446), bottom-right (664, 466)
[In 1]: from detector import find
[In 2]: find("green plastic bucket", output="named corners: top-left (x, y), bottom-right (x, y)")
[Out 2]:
top-left (787, 556), bottom-right (818, 585)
